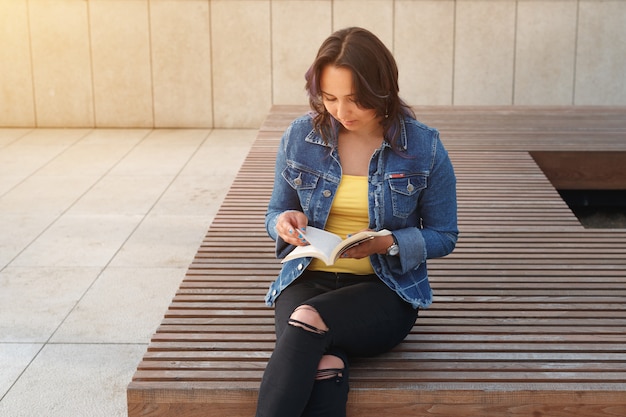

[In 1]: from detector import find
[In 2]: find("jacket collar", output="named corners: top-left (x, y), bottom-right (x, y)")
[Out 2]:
top-left (304, 129), bottom-right (331, 147)
top-left (304, 116), bottom-right (409, 151)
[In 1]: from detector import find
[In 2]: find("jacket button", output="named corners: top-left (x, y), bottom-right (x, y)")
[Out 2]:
top-left (323, 190), bottom-right (331, 197)
top-left (407, 183), bottom-right (415, 192)
top-left (294, 178), bottom-right (302, 186)
top-left (297, 263), bottom-right (304, 270)
top-left (272, 289), bottom-right (277, 296)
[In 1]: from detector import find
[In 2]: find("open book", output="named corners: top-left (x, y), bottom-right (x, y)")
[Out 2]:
top-left (281, 226), bottom-right (391, 266)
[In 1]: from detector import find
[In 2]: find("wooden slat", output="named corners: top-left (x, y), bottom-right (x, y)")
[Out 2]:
top-left (128, 106), bottom-right (626, 417)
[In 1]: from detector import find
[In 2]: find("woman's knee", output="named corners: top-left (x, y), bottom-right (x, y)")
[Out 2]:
top-left (288, 305), bottom-right (329, 335)
top-left (316, 354), bottom-right (345, 381)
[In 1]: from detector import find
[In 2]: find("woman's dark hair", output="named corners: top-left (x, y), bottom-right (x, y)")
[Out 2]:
top-left (305, 27), bottom-right (415, 150)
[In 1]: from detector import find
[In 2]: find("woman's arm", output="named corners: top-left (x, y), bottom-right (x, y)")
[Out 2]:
top-left (265, 125), bottom-right (309, 257)
top-left (389, 138), bottom-right (459, 275)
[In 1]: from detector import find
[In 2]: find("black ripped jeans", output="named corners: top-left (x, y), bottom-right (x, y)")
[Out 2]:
top-left (255, 270), bottom-right (419, 417)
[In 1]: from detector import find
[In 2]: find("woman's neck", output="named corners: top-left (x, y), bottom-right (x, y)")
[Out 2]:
top-left (337, 129), bottom-right (384, 176)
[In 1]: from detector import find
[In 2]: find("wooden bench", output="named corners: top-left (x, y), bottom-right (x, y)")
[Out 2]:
top-left (127, 106), bottom-right (626, 417)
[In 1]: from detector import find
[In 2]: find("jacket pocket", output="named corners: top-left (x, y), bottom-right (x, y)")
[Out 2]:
top-left (282, 165), bottom-right (320, 211)
top-left (387, 172), bottom-right (427, 218)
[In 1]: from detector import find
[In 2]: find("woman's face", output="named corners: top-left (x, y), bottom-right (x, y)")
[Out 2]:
top-left (320, 65), bottom-right (381, 136)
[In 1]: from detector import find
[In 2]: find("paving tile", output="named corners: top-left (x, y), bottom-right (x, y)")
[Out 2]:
top-left (0, 344), bottom-right (42, 398)
top-left (0, 127), bottom-right (255, 416)
top-left (67, 175), bottom-right (174, 216)
top-left (0, 344), bottom-right (145, 417)
top-left (10, 214), bottom-right (143, 268)
top-left (0, 129), bottom-right (32, 148)
top-left (38, 129), bottom-right (149, 177)
top-left (51, 267), bottom-right (186, 344)
top-left (0, 215), bottom-right (57, 267)
top-left (0, 267), bottom-right (101, 342)
top-left (0, 129), bottom-right (90, 179)
top-left (108, 129), bottom-right (208, 176)
top-left (108, 214), bottom-right (210, 268)
top-left (0, 175), bottom-right (100, 216)
top-left (180, 129), bottom-right (257, 176)
top-left (152, 129), bottom-right (257, 216)
top-left (149, 173), bottom-right (237, 217)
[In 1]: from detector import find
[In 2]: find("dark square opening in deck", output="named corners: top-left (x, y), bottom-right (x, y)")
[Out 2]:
top-left (531, 151), bottom-right (626, 228)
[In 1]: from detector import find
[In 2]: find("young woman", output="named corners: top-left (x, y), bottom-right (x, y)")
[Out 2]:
top-left (256, 27), bottom-right (458, 417)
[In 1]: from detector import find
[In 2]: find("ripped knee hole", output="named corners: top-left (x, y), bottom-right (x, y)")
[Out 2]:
top-left (288, 305), bottom-right (328, 335)
top-left (287, 317), bottom-right (327, 335)
top-left (316, 367), bottom-right (344, 382)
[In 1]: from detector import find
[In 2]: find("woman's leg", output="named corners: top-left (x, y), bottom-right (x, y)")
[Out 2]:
top-left (255, 309), bottom-right (330, 417)
top-left (299, 276), bottom-right (417, 417)
top-left (255, 272), bottom-right (417, 417)
top-left (273, 272), bottom-right (330, 339)
top-left (255, 273), bottom-right (334, 417)
top-left (308, 275), bottom-right (418, 358)
top-left (301, 348), bottom-right (349, 417)
top-left (273, 275), bottom-right (351, 417)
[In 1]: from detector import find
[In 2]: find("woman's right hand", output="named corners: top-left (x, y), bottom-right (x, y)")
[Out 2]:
top-left (276, 210), bottom-right (309, 246)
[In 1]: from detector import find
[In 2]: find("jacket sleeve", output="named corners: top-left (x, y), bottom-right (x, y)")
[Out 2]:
top-left (387, 134), bottom-right (459, 275)
top-left (265, 123), bottom-right (301, 258)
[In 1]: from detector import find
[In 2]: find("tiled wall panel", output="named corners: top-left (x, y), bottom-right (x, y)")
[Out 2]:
top-left (1, 0), bottom-right (625, 129)
top-left (211, 0), bottom-right (272, 128)
top-left (29, 0), bottom-right (94, 127)
top-left (576, 0), bottom-right (626, 105)
top-left (0, 0), bottom-right (34, 127)
top-left (90, 0), bottom-right (153, 127)
top-left (395, 0), bottom-right (455, 105)
top-left (271, 0), bottom-right (331, 106)
top-left (514, 0), bottom-right (577, 105)
top-left (454, 0), bottom-right (516, 105)
top-left (333, 0), bottom-right (394, 48)
top-left (151, 0), bottom-right (213, 127)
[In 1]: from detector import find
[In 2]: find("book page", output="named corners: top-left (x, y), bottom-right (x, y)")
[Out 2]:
top-left (299, 226), bottom-right (342, 250)
top-left (280, 227), bottom-right (341, 264)
top-left (281, 227), bottom-right (391, 265)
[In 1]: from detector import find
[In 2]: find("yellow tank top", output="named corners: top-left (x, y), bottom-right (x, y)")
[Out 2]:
top-left (308, 175), bottom-right (374, 275)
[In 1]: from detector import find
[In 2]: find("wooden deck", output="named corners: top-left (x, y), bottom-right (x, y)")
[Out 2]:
top-left (127, 106), bottom-right (626, 417)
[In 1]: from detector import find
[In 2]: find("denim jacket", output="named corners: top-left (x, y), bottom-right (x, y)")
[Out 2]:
top-left (265, 113), bottom-right (458, 309)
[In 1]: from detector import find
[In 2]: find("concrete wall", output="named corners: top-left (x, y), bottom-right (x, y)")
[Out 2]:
top-left (1, 0), bottom-right (625, 129)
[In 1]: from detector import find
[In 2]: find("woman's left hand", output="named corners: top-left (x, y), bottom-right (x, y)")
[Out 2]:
top-left (341, 234), bottom-right (395, 259)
